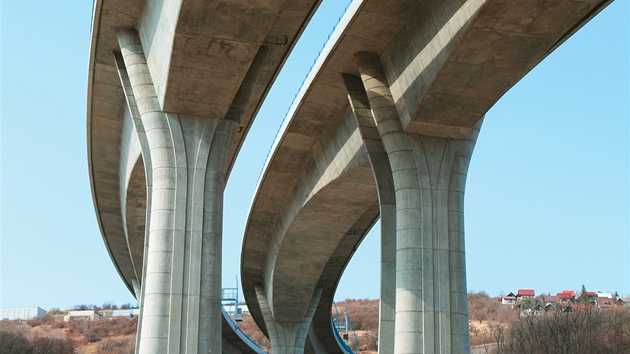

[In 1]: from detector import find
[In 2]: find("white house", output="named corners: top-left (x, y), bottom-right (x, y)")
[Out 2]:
top-left (64, 310), bottom-right (103, 321)
top-left (1, 306), bottom-right (46, 320)
top-left (111, 308), bottom-right (140, 318)
top-left (501, 293), bottom-right (517, 306)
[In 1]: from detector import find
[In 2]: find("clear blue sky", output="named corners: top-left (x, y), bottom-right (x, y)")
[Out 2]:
top-left (1, 0), bottom-right (628, 311)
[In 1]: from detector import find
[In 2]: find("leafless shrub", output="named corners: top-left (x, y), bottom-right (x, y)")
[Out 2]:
top-left (493, 307), bottom-right (630, 354)
top-left (98, 336), bottom-right (135, 354)
top-left (66, 317), bottom-right (137, 344)
top-left (0, 329), bottom-right (74, 354)
top-left (30, 337), bottom-right (74, 354)
top-left (0, 330), bottom-right (33, 354)
top-left (337, 299), bottom-right (379, 331)
top-left (238, 314), bottom-right (269, 351)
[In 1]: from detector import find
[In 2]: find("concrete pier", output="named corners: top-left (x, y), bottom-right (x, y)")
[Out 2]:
top-left (117, 29), bottom-right (232, 353)
top-left (355, 51), bottom-right (480, 353)
top-left (343, 74), bottom-right (396, 354)
top-left (255, 286), bottom-right (323, 353)
top-left (89, 0), bottom-right (323, 351)
top-left (90, 0), bottom-right (613, 352)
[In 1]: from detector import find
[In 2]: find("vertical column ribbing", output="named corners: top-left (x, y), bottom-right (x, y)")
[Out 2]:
top-left (113, 52), bottom-right (154, 351)
top-left (117, 28), bottom-right (229, 354)
top-left (255, 285), bottom-right (323, 354)
top-left (118, 28), bottom-right (177, 353)
top-left (117, 28), bottom-right (269, 353)
top-left (343, 74), bottom-right (396, 354)
top-left (354, 51), bottom-right (480, 354)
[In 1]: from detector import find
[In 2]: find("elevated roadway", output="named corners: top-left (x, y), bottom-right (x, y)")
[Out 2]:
top-left (87, 0), bottom-right (323, 352)
top-left (241, 0), bottom-right (613, 353)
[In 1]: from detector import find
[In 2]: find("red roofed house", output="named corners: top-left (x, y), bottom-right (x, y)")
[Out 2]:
top-left (584, 291), bottom-right (598, 304)
top-left (517, 289), bottom-right (535, 299)
top-left (557, 290), bottom-right (576, 303)
top-left (541, 295), bottom-right (558, 305)
top-left (569, 303), bottom-right (592, 312)
top-left (596, 297), bottom-right (615, 309)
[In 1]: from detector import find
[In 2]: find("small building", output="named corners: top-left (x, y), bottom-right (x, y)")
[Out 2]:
top-left (544, 303), bottom-right (557, 312)
top-left (569, 303), bottom-right (591, 312)
top-left (64, 310), bottom-right (103, 321)
top-left (541, 295), bottom-right (558, 305)
top-left (596, 297), bottom-right (615, 309)
top-left (1, 306), bottom-right (46, 320)
top-left (597, 292), bottom-right (613, 299)
top-left (112, 309), bottom-right (141, 318)
top-left (557, 290), bottom-right (575, 303)
top-left (501, 292), bottom-right (517, 306)
top-left (517, 289), bottom-right (535, 299)
top-left (521, 303), bottom-right (546, 317)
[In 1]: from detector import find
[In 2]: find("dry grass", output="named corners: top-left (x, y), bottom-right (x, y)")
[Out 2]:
top-left (0, 316), bottom-right (138, 353)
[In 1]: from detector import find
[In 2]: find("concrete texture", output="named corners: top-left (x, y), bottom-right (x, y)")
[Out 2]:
top-left (241, 101), bottom-right (377, 352)
top-left (88, 0), bottom-right (323, 298)
top-left (256, 285), bottom-right (323, 353)
top-left (240, 0), bottom-right (612, 352)
top-left (88, 0), bottom-right (323, 352)
top-left (343, 74), bottom-right (396, 354)
top-left (118, 28), bottom-right (233, 352)
top-left (355, 51), bottom-right (481, 353)
top-left (88, 0), bottom-right (613, 352)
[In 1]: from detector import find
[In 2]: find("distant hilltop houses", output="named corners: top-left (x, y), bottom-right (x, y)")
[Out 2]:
top-left (0, 304), bottom-right (246, 322)
top-left (0, 306), bottom-right (140, 321)
top-left (2, 290), bottom-right (625, 322)
top-left (62, 308), bottom-right (141, 321)
top-left (501, 288), bottom-right (629, 316)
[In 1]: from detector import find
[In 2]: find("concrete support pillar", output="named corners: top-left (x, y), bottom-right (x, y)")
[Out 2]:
top-left (114, 51), bottom-right (154, 351)
top-left (355, 52), bottom-right (480, 354)
top-left (255, 286), bottom-right (323, 354)
top-left (343, 74), bottom-right (396, 354)
top-left (117, 28), bottom-right (237, 354)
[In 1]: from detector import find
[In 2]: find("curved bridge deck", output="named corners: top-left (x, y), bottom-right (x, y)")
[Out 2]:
top-left (241, 0), bottom-right (612, 351)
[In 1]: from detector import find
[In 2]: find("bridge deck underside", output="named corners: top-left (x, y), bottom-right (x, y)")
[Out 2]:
top-left (241, 0), bottom-right (612, 350)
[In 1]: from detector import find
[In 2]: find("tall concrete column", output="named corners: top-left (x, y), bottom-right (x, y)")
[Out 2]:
top-left (113, 51), bottom-right (154, 352)
top-left (255, 286), bottom-right (322, 354)
top-left (117, 28), bottom-right (253, 354)
top-left (343, 74), bottom-right (396, 354)
top-left (355, 52), bottom-right (480, 354)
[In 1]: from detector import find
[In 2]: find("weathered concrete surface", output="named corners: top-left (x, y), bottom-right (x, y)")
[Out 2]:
top-left (89, 0), bottom-right (323, 300)
top-left (118, 27), bottom-right (240, 352)
top-left (356, 51), bottom-right (481, 353)
top-left (88, 0), bottom-right (323, 352)
top-left (114, 63), bottom-right (265, 352)
top-left (89, 0), bottom-right (613, 351)
top-left (241, 0), bottom-right (612, 352)
top-left (344, 73), bottom-right (396, 354)
top-left (241, 97), bottom-right (378, 352)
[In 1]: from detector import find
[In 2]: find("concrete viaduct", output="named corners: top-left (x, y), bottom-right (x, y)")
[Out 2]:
top-left (87, 0), bottom-right (612, 353)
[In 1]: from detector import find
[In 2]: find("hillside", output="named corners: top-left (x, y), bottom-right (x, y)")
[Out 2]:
top-left (0, 316), bottom-right (136, 354)
top-left (2, 293), bottom-right (628, 353)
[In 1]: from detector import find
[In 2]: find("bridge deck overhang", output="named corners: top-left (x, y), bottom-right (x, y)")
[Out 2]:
top-left (241, 0), bottom-right (612, 349)
top-left (87, 0), bottom-right (323, 297)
